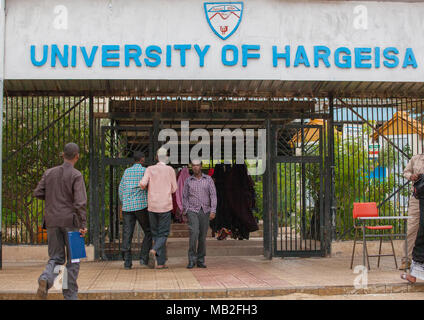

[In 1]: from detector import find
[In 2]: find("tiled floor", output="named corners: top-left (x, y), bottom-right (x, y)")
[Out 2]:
top-left (0, 255), bottom-right (422, 299)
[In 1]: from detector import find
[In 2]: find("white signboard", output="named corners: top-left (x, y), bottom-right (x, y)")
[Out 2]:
top-left (4, 0), bottom-right (424, 81)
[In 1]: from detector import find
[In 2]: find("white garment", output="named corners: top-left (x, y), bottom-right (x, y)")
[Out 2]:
top-left (53, 265), bottom-right (68, 290)
top-left (410, 260), bottom-right (424, 280)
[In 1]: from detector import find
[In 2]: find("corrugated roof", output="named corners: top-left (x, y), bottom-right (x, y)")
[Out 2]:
top-left (4, 79), bottom-right (424, 97)
top-left (371, 111), bottom-right (424, 141)
top-left (289, 119), bottom-right (340, 146)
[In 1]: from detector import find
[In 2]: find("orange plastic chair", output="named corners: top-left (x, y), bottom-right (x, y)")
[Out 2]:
top-left (350, 202), bottom-right (398, 270)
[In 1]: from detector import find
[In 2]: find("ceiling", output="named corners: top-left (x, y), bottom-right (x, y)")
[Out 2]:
top-left (4, 79), bottom-right (424, 98)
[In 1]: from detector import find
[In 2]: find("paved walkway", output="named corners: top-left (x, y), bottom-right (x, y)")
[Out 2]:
top-left (0, 255), bottom-right (423, 299)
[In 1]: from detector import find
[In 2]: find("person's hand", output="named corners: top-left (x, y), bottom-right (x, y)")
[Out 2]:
top-left (120, 206), bottom-right (123, 220)
top-left (79, 228), bottom-right (88, 237)
top-left (411, 174), bottom-right (419, 181)
top-left (210, 212), bottom-right (216, 220)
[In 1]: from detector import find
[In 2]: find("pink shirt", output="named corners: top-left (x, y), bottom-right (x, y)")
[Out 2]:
top-left (175, 167), bottom-right (191, 213)
top-left (139, 162), bottom-right (177, 213)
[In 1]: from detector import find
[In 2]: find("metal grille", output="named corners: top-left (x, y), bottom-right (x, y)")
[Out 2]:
top-left (2, 95), bottom-right (90, 244)
top-left (272, 123), bottom-right (325, 257)
top-left (2, 93), bottom-right (423, 260)
top-left (99, 126), bottom-right (152, 260)
top-left (333, 97), bottom-right (424, 240)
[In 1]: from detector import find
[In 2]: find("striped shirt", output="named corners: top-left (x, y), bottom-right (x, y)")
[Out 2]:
top-left (119, 164), bottom-right (148, 212)
top-left (182, 174), bottom-right (217, 214)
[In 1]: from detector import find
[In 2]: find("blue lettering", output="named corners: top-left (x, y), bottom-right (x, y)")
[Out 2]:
top-left (31, 45), bottom-right (48, 66)
top-left (145, 45), bottom-right (162, 67)
top-left (294, 46), bottom-right (310, 67)
top-left (222, 45), bottom-right (238, 66)
top-left (51, 44), bottom-right (69, 67)
top-left (314, 46), bottom-right (330, 68)
top-left (80, 46), bottom-right (98, 67)
top-left (403, 48), bottom-right (417, 68)
top-left (272, 45), bottom-right (290, 67)
top-left (71, 46), bottom-right (77, 67)
top-left (355, 48), bottom-right (372, 68)
top-left (242, 44), bottom-right (260, 67)
top-left (194, 44), bottom-right (210, 67)
top-left (383, 47), bottom-right (399, 68)
top-left (334, 47), bottom-right (351, 68)
top-left (375, 47), bottom-right (381, 68)
top-left (102, 45), bottom-right (120, 67)
top-left (174, 44), bottom-right (191, 67)
top-left (125, 45), bottom-right (142, 67)
top-left (166, 45), bottom-right (172, 67)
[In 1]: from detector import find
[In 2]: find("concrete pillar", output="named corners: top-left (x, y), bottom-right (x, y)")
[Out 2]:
top-left (0, 0), bottom-right (6, 269)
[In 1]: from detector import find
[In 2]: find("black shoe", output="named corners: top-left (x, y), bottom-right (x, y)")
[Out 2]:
top-left (197, 262), bottom-right (207, 268)
top-left (140, 260), bottom-right (149, 269)
top-left (124, 258), bottom-right (132, 269)
top-left (36, 279), bottom-right (48, 300)
top-left (187, 262), bottom-right (195, 269)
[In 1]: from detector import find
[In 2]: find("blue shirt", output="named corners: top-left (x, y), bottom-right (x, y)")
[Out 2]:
top-left (119, 164), bottom-right (148, 212)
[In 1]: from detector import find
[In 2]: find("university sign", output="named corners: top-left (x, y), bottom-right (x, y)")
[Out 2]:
top-left (5, 0), bottom-right (424, 81)
top-left (29, 2), bottom-right (418, 70)
top-left (30, 43), bottom-right (418, 69)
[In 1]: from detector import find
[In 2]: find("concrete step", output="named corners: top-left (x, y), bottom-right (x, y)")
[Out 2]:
top-left (104, 237), bottom-right (264, 257)
top-left (168, 229), bottom-right (264, 238)
top-left (169, 221), bottom-right (264, 238)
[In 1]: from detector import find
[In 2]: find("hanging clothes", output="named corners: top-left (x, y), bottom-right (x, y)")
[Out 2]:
top-left (210, 164), bottom-right (233, 239)
top-left (171, 169), bottom-right (182, 222)
top-left (174, 167), bottom-right (190, 223)
top-left (225, 164), bottom-right (259, 240)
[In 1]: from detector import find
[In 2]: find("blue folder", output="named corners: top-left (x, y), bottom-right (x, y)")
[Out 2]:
top-left (67, 231), bottom-right (87, 260)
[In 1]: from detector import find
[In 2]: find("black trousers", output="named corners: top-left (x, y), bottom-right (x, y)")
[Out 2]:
top-left (121, 208), bottom-right (152, 265)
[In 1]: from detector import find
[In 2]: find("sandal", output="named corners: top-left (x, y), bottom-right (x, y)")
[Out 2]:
top-left (156, 265), bottom-right (169, 269)
top-left (400, 273), bottom-right (416, 284)
top-left (148, 250), bottom-right (157, 269)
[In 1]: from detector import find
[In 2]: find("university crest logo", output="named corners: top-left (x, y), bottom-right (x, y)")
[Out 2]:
top-left (204, 2), bottom-right (243, 40)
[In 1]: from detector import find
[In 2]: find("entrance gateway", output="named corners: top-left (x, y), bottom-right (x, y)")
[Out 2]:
top-left (1, 0), bottom-right (424, 265)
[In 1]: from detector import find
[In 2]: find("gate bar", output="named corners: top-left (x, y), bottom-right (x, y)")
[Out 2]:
top-left (327, 93), bottom-right (335, 254)
top-left (263, 117), bottom-right (273, 259)
top-left (89, 95), bottom-right (98, 256)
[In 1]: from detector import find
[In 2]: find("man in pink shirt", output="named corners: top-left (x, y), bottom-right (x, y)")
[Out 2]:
top-left (139, 148), bottom-right (177, 269)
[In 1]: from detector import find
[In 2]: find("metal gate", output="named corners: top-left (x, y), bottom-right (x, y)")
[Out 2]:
top-left (271, 123), bottom-right (326, 257)
top-left (98, 125), bottom-right (153, 260)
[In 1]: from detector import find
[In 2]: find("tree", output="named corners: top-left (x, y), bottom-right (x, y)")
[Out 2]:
top-left (2, 96), bottom-right (90, 243)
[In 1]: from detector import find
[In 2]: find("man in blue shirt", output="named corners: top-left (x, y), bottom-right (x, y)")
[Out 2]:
top-left (119, 151), bottom-right (152, 269)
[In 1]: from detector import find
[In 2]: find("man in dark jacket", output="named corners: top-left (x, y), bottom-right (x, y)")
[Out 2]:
top-left (33, 143), bottom-right (87, 300)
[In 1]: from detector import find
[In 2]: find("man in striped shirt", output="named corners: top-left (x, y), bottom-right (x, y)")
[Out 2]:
top-left (182, 159), bottom-right (217, 269)
top-left (119, 151), bottom-right (152, 269)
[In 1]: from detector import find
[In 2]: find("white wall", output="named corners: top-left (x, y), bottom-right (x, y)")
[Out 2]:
top-left (0, 0), bottom-right (5, 80)
top-left (4, 0), bottom-right (424, 81)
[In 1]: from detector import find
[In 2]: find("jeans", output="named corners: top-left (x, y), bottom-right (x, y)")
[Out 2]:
top-left (121, 208), bottom-right (152, 266)
top-left (148, 211), bottom-right (171, 266)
